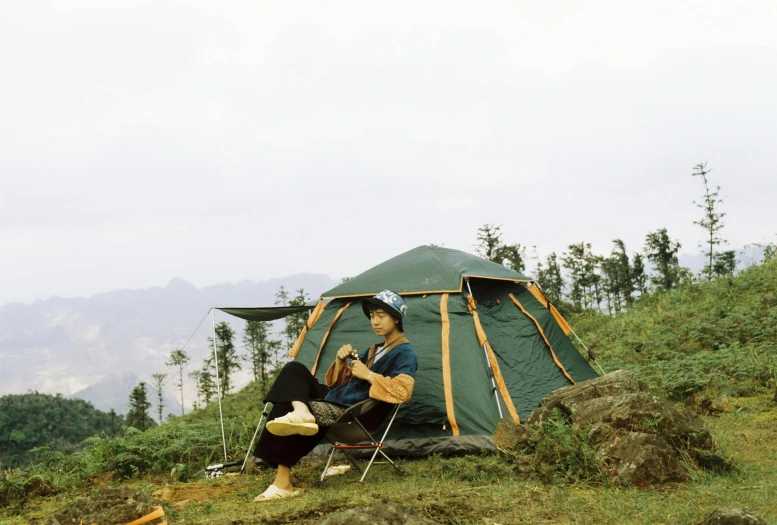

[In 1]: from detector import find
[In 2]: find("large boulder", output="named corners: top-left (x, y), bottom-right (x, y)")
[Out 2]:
top-left (564, 392), bottom-right (713, 450)
top-left (597, 431), bottom-right (688, 486)
top-left (700, 508), bottom-right (766, 525)
top-left (528, 370), bottom-right (712, 451)
top-left (497, 370), bottom-right (730, 486)
top-left (527, 369), bottom-right (640, 425)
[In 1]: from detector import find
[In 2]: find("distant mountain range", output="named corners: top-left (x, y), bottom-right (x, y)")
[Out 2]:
top-left (0, 274), bottom-right (337, 413)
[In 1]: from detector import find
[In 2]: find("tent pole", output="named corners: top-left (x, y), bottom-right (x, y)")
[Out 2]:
top-left (465, 278), bottom-right (504, 419)
top-left (530, 282), bottom-right (606, 375)
top-left (211, 307), bottom-right (229, 462)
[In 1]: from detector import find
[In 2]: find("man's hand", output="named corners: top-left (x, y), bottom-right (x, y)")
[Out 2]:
top-left (337, 344), bottom-right (356, 362)
top-left (350, 360), bottom-right (371, 380)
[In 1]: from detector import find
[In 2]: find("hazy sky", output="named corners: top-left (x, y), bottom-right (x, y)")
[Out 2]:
top-left (2, 1), bottom-right (776, 305)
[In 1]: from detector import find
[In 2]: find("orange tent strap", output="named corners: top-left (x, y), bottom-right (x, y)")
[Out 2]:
top-left (311, 302), bottom-right (352, 375)
top-left (289, 300), bottom-right (326, 358)
top-left (466, 295), bottom-right (477, 313)
top-left (439, 293), bottom-right (459, 436)
top-left (526, 285), bottom-right (573, 336)
top-left (470, 308), bottom-right (521, 424)
top-left (509, 293), bottom-right (575, 385)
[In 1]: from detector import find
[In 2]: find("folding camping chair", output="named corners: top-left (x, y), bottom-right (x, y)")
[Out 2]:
top-left (319, 398), bottom-right (406, 483)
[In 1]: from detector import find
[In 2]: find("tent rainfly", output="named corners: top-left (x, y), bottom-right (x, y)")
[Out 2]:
top-left (219, 245), bottom-right (599, 456)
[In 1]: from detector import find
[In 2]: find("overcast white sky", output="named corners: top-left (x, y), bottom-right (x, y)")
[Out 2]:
top-left (2, 1), bottom-right (776, 305)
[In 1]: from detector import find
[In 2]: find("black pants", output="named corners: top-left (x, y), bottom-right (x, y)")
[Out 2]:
top-left (253, 361), bottom-right (331, 467)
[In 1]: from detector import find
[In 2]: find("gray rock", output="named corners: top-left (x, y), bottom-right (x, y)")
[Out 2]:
top-left (597, 431), bottom-right (689, 485)
top-left (316, 503), bottom-right (437, 525)
top-left (527, 369), bottom-right (640, 425)
top-left (700, 507), bottom-right (766, 525)
top-left (562, 392), bottom-right (713, 450)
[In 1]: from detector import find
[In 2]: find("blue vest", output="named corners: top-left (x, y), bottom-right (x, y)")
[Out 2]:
top-left (325, 342), bottom-right (417, 406)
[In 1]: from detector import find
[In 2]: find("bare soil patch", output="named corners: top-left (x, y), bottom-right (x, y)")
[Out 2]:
top-left (45, 486), bottom-right (157, 525)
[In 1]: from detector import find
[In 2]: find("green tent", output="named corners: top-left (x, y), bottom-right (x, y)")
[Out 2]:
top-left (283, 245), bottom-right (599, 456)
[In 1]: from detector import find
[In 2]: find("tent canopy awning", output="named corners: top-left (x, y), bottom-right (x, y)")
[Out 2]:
top-left (323, 245), bottom-right (532, 298)
top-left (216, 305), bottom-right (315, 322)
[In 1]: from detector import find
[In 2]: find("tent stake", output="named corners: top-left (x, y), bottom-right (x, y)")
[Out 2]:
top-left (465, 278), bottom-right (504, 420)
top-left (211, 307), bottom-right (229, 462)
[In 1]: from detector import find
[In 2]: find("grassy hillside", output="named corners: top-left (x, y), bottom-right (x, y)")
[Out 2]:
top-left (2, 259), bottom-right (776, 524)
top-left (570, 256), bottom-right (777, 399)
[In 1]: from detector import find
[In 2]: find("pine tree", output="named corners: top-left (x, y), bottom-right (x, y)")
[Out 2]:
top-left (600, 255), bottom-right (620, 314)
top-left (126, 382), bottom-right (152, 431)
top-left (497, 243), bottom-right (527, 273)
top-left (562, 242), bottom-right (597, 309)
top-left (713, 250), bottom-right (737, 276)
top-left (283, 289), bottom-right (310, 353)
top-left (475, 224), bottom-right (527, 272)
top-left (243, 320), bottom-right (275, 385)
top-left (613, 240), bottom-right (634, 307)
top-left (475, 224), bottom-right (503, 261)
top-left (194, 363), bottom-right (217, 405)
top-left (536, 252), bottom-right (564, 305)
top-left (275, 285), bottom-right (291, 350)
top-left (150, 373), bottom-right (167, 425)
top-left (585, 250), bottom-right (603, 311)
top-left (166, 349), bottom-right (189, 416)
top-left (107, 408), bottom-right (121, 435)
top-left (208, 322), bottom-right (241, 396)
top-left (600, 240), bottom-right (633, 313)
top-left (692, 162), bottom-right (727, 277)
top-left (644, 228), bottom-right (683, 290)
top-left (631, 253), bottom-right (648, 296)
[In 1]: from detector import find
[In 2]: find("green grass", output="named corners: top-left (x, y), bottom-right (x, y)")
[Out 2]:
top-left (569, 258), bottom-right (777, 399)
top-left (3, 393), bottom-right (775, 524)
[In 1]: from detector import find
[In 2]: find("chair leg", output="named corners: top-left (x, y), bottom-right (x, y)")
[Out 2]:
top-left (320, 443), bottom-right (338, 482)
top-left (323, 401), bottom-right (407, 483)
top-left (338, 447), bottom-right (363, 474)
top-left (376, 448), bottom-right (406, 475)
top-left (358, 403), bottom-right (405, 481)
top-left (358, 445), bottom-right (405, 482)
top-left (359, 446), bottom-right (382, 483)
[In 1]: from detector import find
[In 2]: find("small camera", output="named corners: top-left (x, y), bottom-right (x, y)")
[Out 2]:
top-left (350, 352), bottom-right (360, 361)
